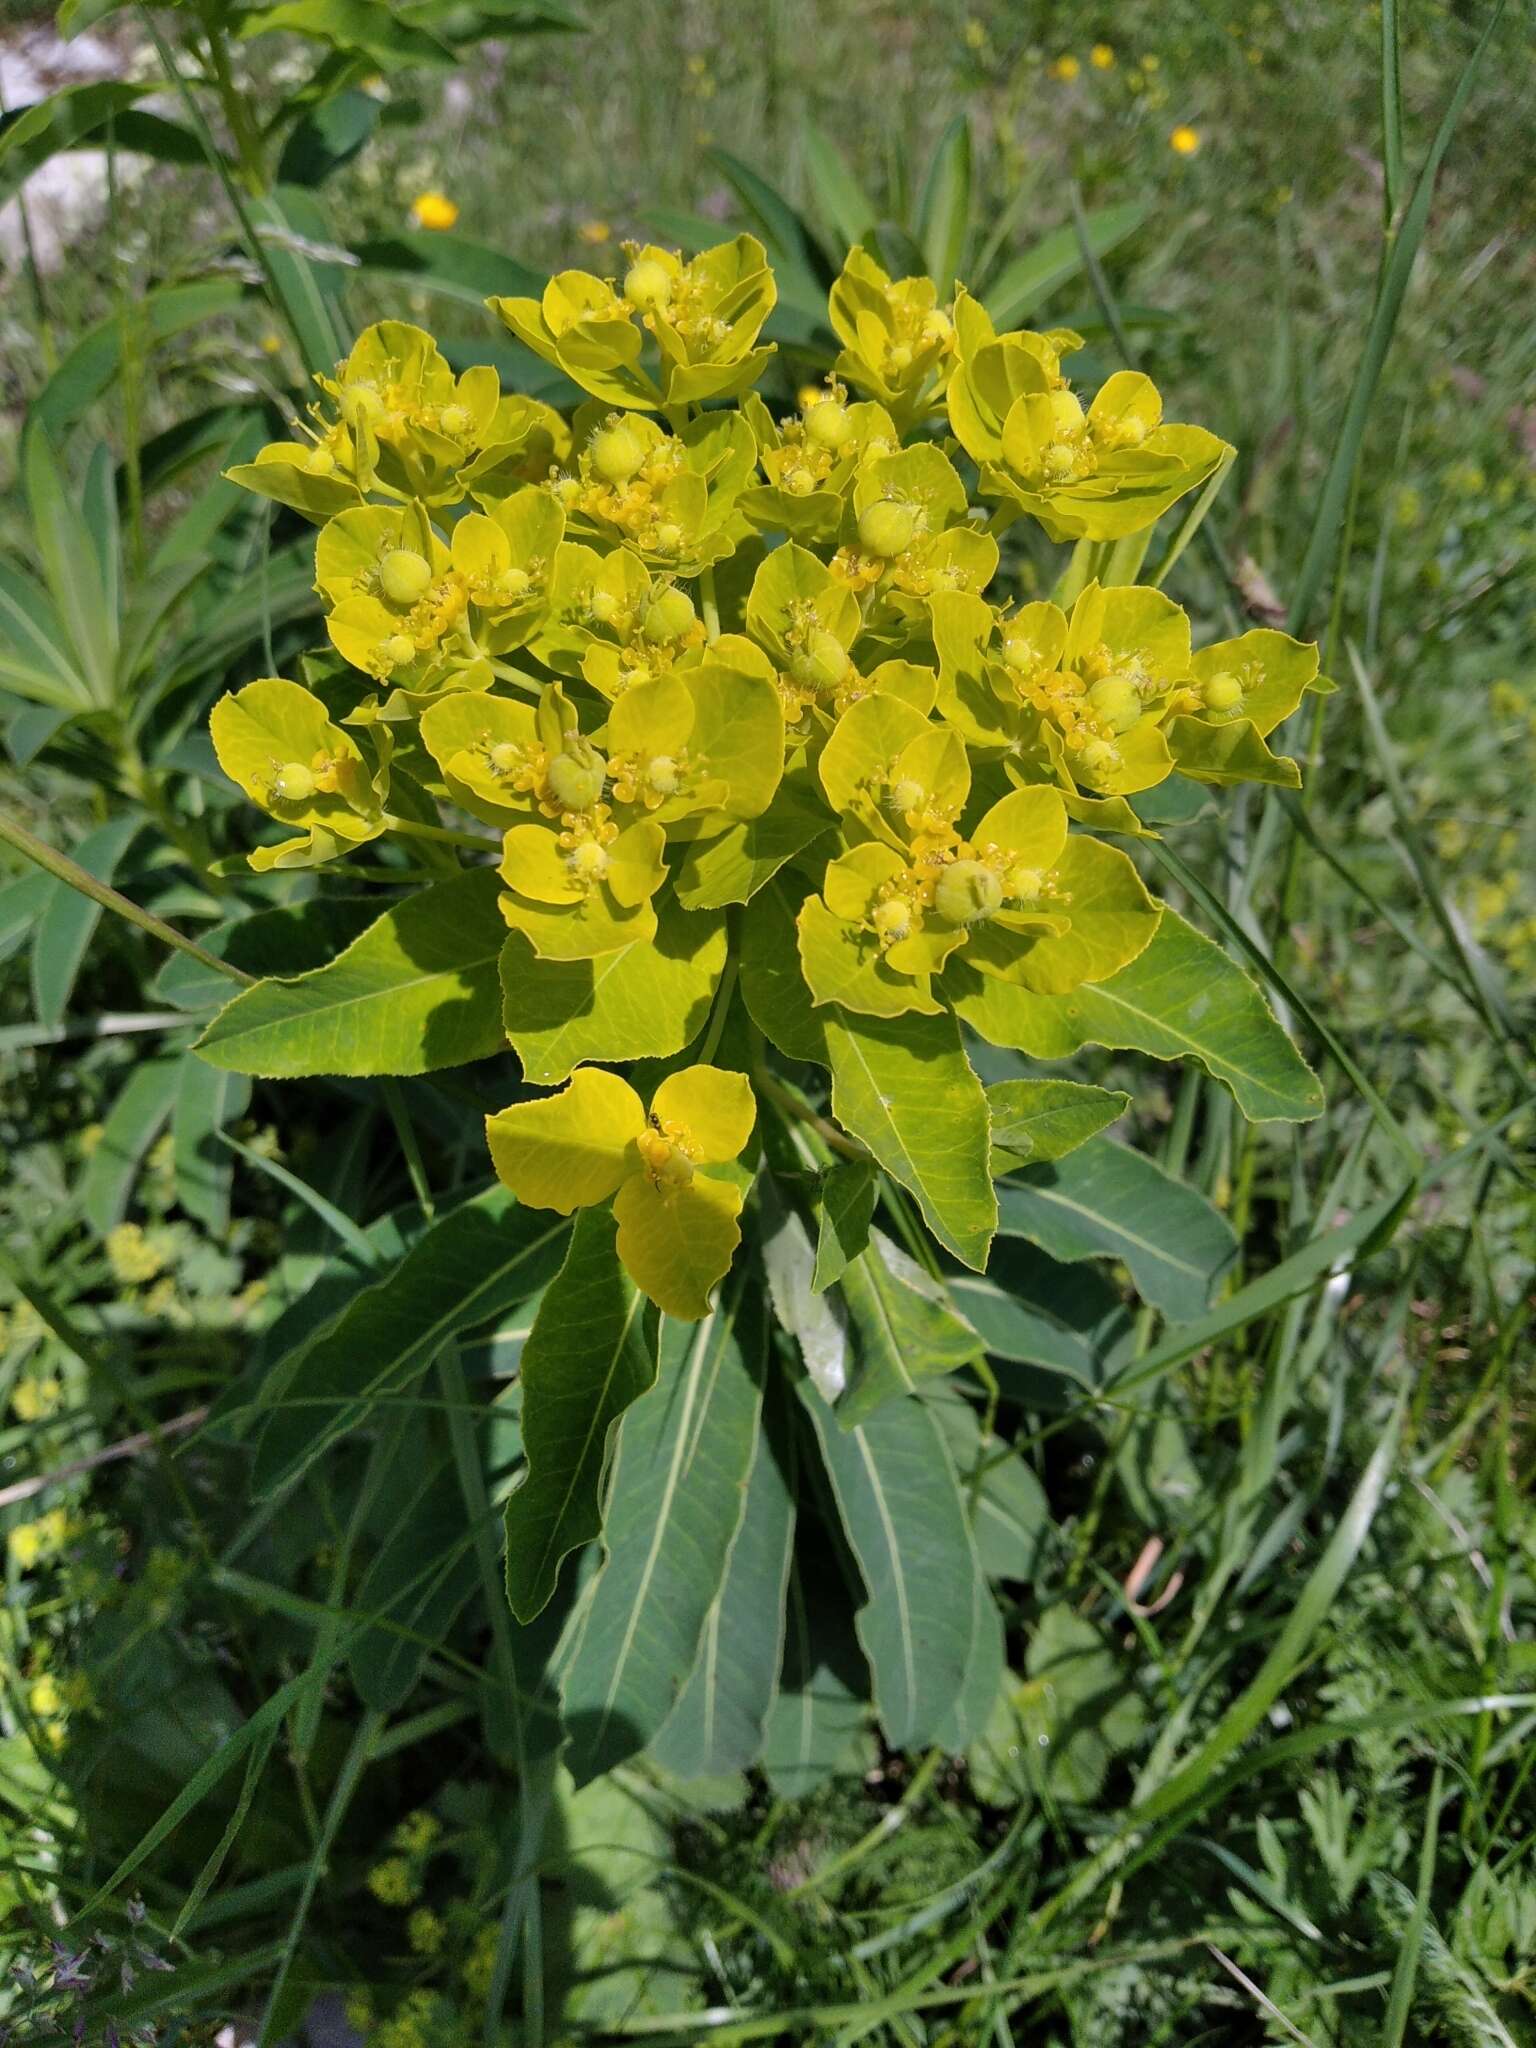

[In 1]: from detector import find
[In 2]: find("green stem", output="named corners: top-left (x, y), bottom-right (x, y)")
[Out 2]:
top-left (0, 813), bottom-right (252, 986)
top-left (752, 1068), bottom-right (870, 1162)
top-left (381, 813), bottom-right (499, 851)
top-left (197, 1), bottom-right (268, 194)
top-left (699, 564), bottom-right (722, 641)
top-left (696, 951), bottom-right (738, 1066)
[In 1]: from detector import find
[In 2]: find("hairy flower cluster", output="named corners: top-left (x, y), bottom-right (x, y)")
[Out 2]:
top-left (214, 240), bottom-right (1329, 1314)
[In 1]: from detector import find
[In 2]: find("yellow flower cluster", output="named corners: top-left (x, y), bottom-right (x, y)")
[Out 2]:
top-left (216, 241), bottom-right (1329, 1315)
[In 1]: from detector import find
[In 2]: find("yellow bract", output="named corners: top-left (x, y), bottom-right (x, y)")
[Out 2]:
top-left (486, 1065), bottom-right (755, 1317)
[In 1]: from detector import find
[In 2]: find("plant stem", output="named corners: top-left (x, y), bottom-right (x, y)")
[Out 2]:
top-left (752, 1068), bottom-right (871, 1162)
top-left (699, 564), bottom-right (722, 640)
top-left (0, 813), bottom-right (253, 985)
top-left (381, 813), bottom-right (500, 851)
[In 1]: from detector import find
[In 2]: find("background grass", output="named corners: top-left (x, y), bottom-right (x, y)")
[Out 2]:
top-left (0, 1), bottom-right (1532, 2042)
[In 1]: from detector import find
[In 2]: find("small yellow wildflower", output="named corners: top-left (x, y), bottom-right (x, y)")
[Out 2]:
top-left (1049, 53), bottom-right (1081, 80)
top-left (410, 191), bottom-right (459, 232)
top-left (260, 331), bottom-right (284, 355)
top-left (8, 1508), bottom-right (69, 1572)
top-left (463, 1924), bottom-right (499, 1998)
top-left (391, 1809), bottom-right (441, 1855)
top-left (1169, 124), bottom-right (1202, 156)
top-left (407, 1906), bottom-right (444, 1955)
top-left (29, 1675), bottom-right (63, 1719)
top-left (366, 1856), bottom-right (419, 1907)
top-left (1090, 42), bottom-right (1115, 68)
top-left (1433, 819), bottom-right (1469, 862)
top-left (106, 1222), bottom-right (164, 1287)
top-left (12, 1376), bottom-right (62, 1423)
top-left (577, 219), bottom-right (612, 245)
top-left (1142, 51), bottom-right (1162, 70)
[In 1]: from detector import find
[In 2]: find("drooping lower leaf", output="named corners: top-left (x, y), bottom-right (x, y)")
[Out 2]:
top-left (998, 1135), bottom-right (1237, 1323)
top-left (649, 1374), bottom-right (796, 1779)
top-left (761, 1556), bottom-right (874, 1798)
top-left (560, 1297), bottom-right (764, 1783)
top-left (504, 1207), bottom-right (659, 1622)
top-left (797, 1371), bottom-right (979, 1750)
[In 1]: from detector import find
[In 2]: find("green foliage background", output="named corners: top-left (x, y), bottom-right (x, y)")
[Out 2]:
top-left (0, 1), bottom-right (1532, 2043)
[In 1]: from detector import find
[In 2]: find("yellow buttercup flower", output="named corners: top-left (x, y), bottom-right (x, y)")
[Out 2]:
top-left (410, 190), bottom-right (459, 231)
top-left (1090, 42), bottom-right (1115, 68)
top-left (1049, 53), bottom-right (1081, 80)
top-left (1170, 124), bottom-right (1201, 156)
top-left (578, 219), bottom-right (612, 244)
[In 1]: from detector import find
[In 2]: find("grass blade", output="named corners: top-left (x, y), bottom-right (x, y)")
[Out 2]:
top-left (1288, 0), bottom-right (1506, 632)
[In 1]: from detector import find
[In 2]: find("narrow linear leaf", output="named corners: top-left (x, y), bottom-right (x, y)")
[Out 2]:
top-left (349, 1453), bottom-right (484, 1713)
top-left (80, 1056), bottom-right (184, 1237)
top-left (253, 1188), bottom-right (566, 1497)
top-left (172, 1057), bottom-right (252, 1236)
top-left (30, 814), bottom-right (140, 1029)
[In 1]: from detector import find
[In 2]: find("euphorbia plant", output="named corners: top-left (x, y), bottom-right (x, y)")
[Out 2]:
top-left (200, 238), bottom-right (1328, 1781)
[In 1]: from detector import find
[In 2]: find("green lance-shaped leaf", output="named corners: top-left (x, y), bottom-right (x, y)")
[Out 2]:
top-left (835, 1229), bottom-right (983, 1429)
top-left (935, 1560), bottom-right (1005, 1751)
top-left (499, 897), bottom-right (727, 1087)
top-left (649, 1374), bottom-right (797, 1779)
top-left (253, 1188), bottom-right (566, 1496)
top-left (824, 1007), bottom-right (995, 1270)
top-left (949, 1240), bottom-right (1134, 1393)
top-left (986, 1077), bottom-right (1129, 1172)
top-left (761, 1556), bottom-right (874, 1798)
top-left (504, 1208), bottom-right (659, 1623)
top-left (171, 1059), bottom-right (252, 1237)
top-left (560, 1298), bottom-right (765, 1783)
top-left (812, 1159), bottom-right (876, 1293)
top-left (953, 907), bottom-right (1323, 1124)
top-left (998, 1136), bottom-right (1237, 1323)
top-left (80, 1055), bottom-right (185, 1238)
top-left (797, 1372), bottom-right (980, 1750)
top-left (195, 869), bottom-right (509, 1078)
top-left (30, 814), bottom-right (140, 1028)
top-left (348, 1451), bottom-right (482, 1713)
top-left (928, 1379), bottom-right (1051, 1583)
top-left (739, 872), bottom-right (827, 1065)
